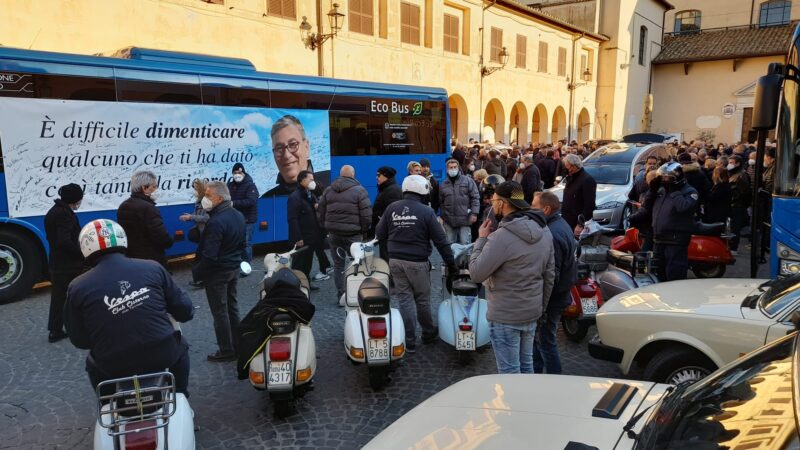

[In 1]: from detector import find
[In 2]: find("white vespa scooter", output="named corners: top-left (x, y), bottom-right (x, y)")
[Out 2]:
top-left (341, 239), bottom-right (405, 390)
top-left (439, 243), bottom-right (490, 363)
top-left (94, 318), bottom-right (194, 450)
top-left (240, 246), bottom-right (316, 417)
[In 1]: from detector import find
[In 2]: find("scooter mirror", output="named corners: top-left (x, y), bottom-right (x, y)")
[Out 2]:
top-left (350, 242), bottom-right (364, 260)
top-left (240, 261), bottom-right (252, 275)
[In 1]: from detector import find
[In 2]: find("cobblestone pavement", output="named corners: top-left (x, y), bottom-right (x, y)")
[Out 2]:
top-left (0, 241), bottom-right (769, 449)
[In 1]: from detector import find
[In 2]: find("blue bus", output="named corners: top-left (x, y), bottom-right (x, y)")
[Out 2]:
top-left (0, 46), bottom-right (449, 303)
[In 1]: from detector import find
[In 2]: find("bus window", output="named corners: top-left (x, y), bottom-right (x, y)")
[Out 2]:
top-left (270, 90), bottom-right (333, 109)
top-left (202, 86), bottom-right (270, 107)
top-left (0, 73), bottom-right (115, 101)
top-left (116, 79), bottom-right (202, 104)
top-left (328, 95), bottom-right (370, 112)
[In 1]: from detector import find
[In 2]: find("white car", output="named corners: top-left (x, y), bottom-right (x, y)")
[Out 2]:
top-left (366, 331), bottom-right (800, 449)
top-left (589, 275), bottom-right (800, 385)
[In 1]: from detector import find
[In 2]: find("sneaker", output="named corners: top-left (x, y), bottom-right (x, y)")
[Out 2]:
top-left (189, 280), bottom-right (204, 289)
top-left (312, 273), bottom-right (331, 281)
top-left (48, 330), bottom-right (68, 343)
top-left (207, 351), bottom-right (237, 362)
top-left (325, 267), bottom-right (334, 274)
top-left (405, 344), bottom-right (416, 354)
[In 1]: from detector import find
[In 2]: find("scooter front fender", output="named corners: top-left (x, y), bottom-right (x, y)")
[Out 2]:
top-left (689, 236), bottom-right (734, 264)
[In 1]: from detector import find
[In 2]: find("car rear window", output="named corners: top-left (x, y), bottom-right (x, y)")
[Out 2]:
top-left (583, 163), bottom-right (630, 185)
top-left (583, 144), bottom-right (642, 163)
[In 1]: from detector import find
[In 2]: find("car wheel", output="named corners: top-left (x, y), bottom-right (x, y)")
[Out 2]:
top-left (620, 204), bottom-right (632, 230)
top-left (643, 347), bottom-right (715, 385)
top-left (561, 318), bottom-right (589, 343)
top-left (692, 264), bottom-right (726, 279)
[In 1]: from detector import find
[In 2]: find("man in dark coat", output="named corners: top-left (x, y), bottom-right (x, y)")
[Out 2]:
top-left (44, 183), bottom-right (85, 343)
top-left (227, 163), bottom-right (259, 267)
top-left (193, 181), bottom-right (246, 362)
top-left (419, 158), bottom-right (440, 212)
top-left (287, 170), bottom-right (330, 286)
top-left (537, 150), bottom-right (558, 189)
top-left (650, 163), bottom-right (698, 281)
top-left (372, 166), bottom-right (403, 259)
top-left (560, 154), bottom-right (597, 232)
top-left (677, 152), bottom-right (710, 216)
top-left (117, 170), bottom-right (173, 268)
top-left (532, 192), bottom-right (577, 374)
top-left (520, 154), bottom-right (542, 204)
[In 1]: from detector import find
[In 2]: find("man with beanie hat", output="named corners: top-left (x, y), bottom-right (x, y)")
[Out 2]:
top-left (372, 166), bottom-right (402, 259)
top-left (227, 163), bottom-right (259, 269)
top-left (44, 183), bottom-right (85, 342)
top-left (469, 181), bottom-right (555, 374)
top-left (419, 158), bottom-right (439, 212)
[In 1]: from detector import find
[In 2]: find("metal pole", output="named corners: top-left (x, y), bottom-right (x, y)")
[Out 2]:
top-left (750, 129), bottom-right (767, 277)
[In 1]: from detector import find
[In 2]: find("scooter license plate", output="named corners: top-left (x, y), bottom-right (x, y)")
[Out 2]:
top-left (456, 331), bottom-right (475, 350)
top-left (268, 361), bottom-right (293, 385)
top-left (368, 339), bottom-right (389, 361)
top-left (580, 297), bottom-right (598, 315)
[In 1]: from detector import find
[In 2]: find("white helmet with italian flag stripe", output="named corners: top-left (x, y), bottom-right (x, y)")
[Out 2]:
top-left (79, 219), bottom-right (128, 258)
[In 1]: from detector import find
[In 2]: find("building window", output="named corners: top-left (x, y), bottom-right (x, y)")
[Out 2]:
top-left (490, 27), bottom-right (503, 63)
top-left (349, 0), bottom-right (374, 36)
top-left (443, 13), bottom-right (459, 53)
top-left (557, 47), bottom-right (567, 76)
top-left (538, 41), bottom-right (548, 73)
top-left (674, 10), bottom-right (701, 34)
top-left (760, 0), bottom-right (791, 27)
top-left (400, 2), bottom-right (421, 45)
top-left (516, 35), bottom-right (527, 68)
top-left (267, 0), bottom-right (296, 19)
top-left (638, 26), bottom-right (648, 66)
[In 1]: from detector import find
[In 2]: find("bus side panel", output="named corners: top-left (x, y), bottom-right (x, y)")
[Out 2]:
top-left (330, 153), bottom-right (448, 201)
top-left (771, 197), bottom-right (800, 277)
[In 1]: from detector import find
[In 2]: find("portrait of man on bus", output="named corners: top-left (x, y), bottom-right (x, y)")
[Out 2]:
top-left (263, 114), bottom-right (329, 197)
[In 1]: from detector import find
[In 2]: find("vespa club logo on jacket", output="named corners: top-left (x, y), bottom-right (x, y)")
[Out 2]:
top-left (391, 206), bottom-right (418, 227)
top-left (103, 280), bottom-right (151, 315)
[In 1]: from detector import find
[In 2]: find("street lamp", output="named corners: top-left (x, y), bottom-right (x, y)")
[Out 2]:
top-left (567, 68), bottom-right (593, 90)
top-left (300, 3), bottom-right (345, 50)
top-left (480, 47), bottom-right (510, 77)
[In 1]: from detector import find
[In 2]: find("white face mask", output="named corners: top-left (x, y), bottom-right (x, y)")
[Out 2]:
top-left (201, 196), bottom-right (214, 211)
top-left (233, 173), bottom-right (245, 183)
top-left (468, 164), bottom-right (475, 171)
top-left (448, 169), bottom-right (459, 177)
top-left (748, 159), bottom-right (756, 166)
top-left (307, 181), bottom-right (317, 191)
top-left (148, 190), bottom-right (159, 201)
top-left (519, 163), bottom-right (526, 169)
top-left (727, 164), bottom-right (736, 171)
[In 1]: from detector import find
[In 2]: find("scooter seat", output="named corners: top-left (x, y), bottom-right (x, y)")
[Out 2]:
top-left (269, 313), bottom-right (296, 334)
top-left (452, 280), bottom-right (480, 297)
top-left (113, 375), bottom-right (169, 417)
top-left (358, 277), bottom-right (390, 316)
top-left (606, 249), bottom-right (634, 273)
top-left (694, 221), bottom-right (724, 236)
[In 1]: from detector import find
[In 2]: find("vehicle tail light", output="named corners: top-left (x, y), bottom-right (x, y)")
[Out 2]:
top-left (392, 344), bottom-right (405, 357)
top-left (368, 318), bottom-right (387, 339)
top-left (269, 337), bottom-right (291, 361)
top-left (595, 287), bottom-right (604, 306)
top-left (296, 367), bottom-right (312, 382)
top-left (124, 420), bottom-right (158, 450)
top-left (459, 318), bottom-right (473, 331)
top-left (249, 370), bottom-right (265, 385)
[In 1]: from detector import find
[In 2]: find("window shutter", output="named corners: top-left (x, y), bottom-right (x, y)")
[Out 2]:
top-left (538, 41), bottom-right (548, 73)
top-left (444, 14), bottom-right (459, 53)
top-left (516, 34), bottom-right (526, 68)
top-left (558, 47), bottom-right (567, 76)
top-left (490, 27), bottom-right (502, 63)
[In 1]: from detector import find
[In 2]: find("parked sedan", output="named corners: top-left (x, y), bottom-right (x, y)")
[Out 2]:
top-left (366, 331), bottom-right (800, 449)
top-left (589, 274), bottom-right (800, 385)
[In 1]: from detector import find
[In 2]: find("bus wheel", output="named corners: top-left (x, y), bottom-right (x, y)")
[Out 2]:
top-left (0, 230), bottom-right (41, 304)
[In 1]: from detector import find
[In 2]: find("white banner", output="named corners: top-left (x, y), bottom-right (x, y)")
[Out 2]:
top-left (0, 98), bottom-right (331, 217)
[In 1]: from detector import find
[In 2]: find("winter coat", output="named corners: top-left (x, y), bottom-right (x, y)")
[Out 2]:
top-left (561, 168), bottom-right (597, 230)
top-left (318, 176), bottom-right (372, 237)
top-left (652, 182), bottom-right (699, 240)
top-left (682, 162), bottom-right (710, 211)
top-left (192, 201), bottom-right (246, 281)
top-left (729, 169), bottom-right (752, 209)
top-left (117, 192), bottom-right (173, 267)
top-left (426, 175), bottom-right (440, 212)
top-left (44, 199), bottom-right (84, 272)
top-left (704, 183), bottom-right (732, 225)
top-left (375, 193), bottom-right (455, 265)
top-left (469, 209), bottom-right (555, 324)
top-left (65, 252), bottom-right (193, 375)
top-left (287, 187), bottom-right (322, 246)
top-left (520, 164), bottom-right (543, 204)
top-left (228, 173), bottom-right (259, 224)
top-left (372, 178), bottom-right (403, 227)
top-left (537, 158), bottom-right (557, 189)
top-left (546, 212), bottom-right (577, 300)
top-left (439, 173), bottom-right (481, 228)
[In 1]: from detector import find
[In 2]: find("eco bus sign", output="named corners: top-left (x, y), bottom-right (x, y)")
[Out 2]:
top-left (369, 100), bottom-right (424, 116)
top-left (0, 73), bottom-right (33, 93)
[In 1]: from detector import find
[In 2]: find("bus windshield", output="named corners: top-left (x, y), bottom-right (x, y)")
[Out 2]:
top-left (776, 51), bottom-right (800, 197)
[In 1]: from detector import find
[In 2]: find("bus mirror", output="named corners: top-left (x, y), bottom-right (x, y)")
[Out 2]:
top-left (752, 73), bottom-right (783, 130)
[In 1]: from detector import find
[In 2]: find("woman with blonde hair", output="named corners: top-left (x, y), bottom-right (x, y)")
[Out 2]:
top-left (703, 167), bottom-right (732, 225)
top-left (180, 179), bottom-right (211, 286)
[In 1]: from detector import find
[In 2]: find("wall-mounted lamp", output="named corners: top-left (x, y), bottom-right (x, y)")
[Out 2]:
top-left (480, 47), bottom-right (510, 77)
top-left (300, 3), bottom-right (345, 51)
top-left (568, 68), bottom-right (592, 90)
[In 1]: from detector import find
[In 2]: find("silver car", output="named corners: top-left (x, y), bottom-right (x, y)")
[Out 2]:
top-left (550, 141), bottom-right (674, 229)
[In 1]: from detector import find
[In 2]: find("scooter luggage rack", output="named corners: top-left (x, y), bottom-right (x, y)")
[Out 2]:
top-left (96, 371), bottom-right (177, 436)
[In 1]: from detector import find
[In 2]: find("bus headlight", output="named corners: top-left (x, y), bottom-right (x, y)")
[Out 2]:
top-left (777, 243), bottom-right (800, 276)
top-left (780, 260), bottom-right (800, 275)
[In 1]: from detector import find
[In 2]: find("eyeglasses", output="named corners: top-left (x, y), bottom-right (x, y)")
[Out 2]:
top-left (273, 140), bottom-right (302, 156)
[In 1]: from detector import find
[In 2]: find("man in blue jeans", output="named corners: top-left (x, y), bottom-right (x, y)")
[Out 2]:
top-left (532, 191), bottom-right (577, 374)
top-left (469, 181), bottom-right (555, 374)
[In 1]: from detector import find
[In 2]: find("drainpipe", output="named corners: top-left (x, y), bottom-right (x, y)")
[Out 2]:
top-left (316, 0), bottom-right (324, 76)
top-left (568, 32), bottom-right (584, 143)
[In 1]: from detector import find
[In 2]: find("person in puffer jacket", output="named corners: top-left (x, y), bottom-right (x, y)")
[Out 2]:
top-left (317, 165), bottom-right (372, 301)
top-left (469, 181), bottom-right (555, 375)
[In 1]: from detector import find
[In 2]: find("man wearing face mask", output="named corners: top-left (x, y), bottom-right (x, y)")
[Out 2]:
top-left (560, 154), bottom-right (597, 234)
top-left (287, 170), bottom-right (330, 286)
top-left (117, 170), bottom-right (173, 268)
top-left (44, 183), bottom-right (85, 343)
top-left (649, 162), bottom-right (698, 281)
top-left (519, 154), bottom-right (542, 204)
top-left (439, 159), bottom-right (480, 245)
top-left (193, 181), bottom-right (246, 362)
top-left (227, 163), bottom-right (259, 270)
